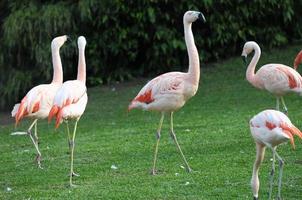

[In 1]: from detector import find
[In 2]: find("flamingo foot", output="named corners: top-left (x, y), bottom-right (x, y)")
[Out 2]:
top-left (150, 169), bottom-right (157, 175)
top-left (186, 167), bottom-right (193, 173)
top-left (35, 154), bottom-right (43, 169)
top-left (71, 171), bottom-right (80, 177)
top-left (69, 182), bottom-right (78, 188)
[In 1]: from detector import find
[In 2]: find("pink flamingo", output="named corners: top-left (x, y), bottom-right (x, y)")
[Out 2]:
top-left (128, 11), bottom-right (206, 175)
top-left (249, 109), bottom-right (302, 200)
top-left (11, 35), bottom-right (68, 168)
top-left (241, 41), bottom-right (302, 113)
top-left (48, 36), bottom-right (87, 186)
top-left (294, 50), bottom-right (302, 70)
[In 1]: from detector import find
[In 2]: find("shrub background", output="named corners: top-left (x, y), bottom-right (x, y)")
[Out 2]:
top-left (0, 0), bottom-right (302, 110)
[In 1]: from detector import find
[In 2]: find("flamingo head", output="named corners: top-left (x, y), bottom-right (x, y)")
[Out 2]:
top-left (241, 41), bottom-right (258, 68)
top-left (184, 11), bottom-right (206, 24)
top-left (78, 36), bottom-right (87, 50)
top-left (51, 35), bottom-right (69, 50)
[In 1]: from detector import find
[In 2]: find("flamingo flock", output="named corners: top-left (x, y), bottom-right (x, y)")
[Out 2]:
top-left (10, 10), bottom-right (302, 198)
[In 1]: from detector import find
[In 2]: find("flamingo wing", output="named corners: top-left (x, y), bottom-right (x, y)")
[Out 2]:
top-left (12, 85), bottom-right (46, 125)
top-left (48, 80), bottom-right (87, 128)
top-left (129, 72), bottom-right (185, 110)
top-left (258, 65), bottom-right (302, 94)
top-left (250, 110), bottom-right (302, 148)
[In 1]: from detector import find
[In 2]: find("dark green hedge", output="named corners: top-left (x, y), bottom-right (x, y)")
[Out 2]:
top-left (1, 0), bottom-right (302, 110)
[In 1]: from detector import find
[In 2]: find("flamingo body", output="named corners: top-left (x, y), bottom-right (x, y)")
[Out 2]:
top-left (129, 72), bottom-right (198, 112)
top-left (242, 41), bottom-right (302, 112)
top-left (128, 11), bottom-right (205, 175)
top-left (249, 109), bottom-right (302, 199)
top-left (11, 35), bottom-right (68, 168)
top-left (49, 80), bottom-right (87, 128)
top-left (12, 83), bottom-right (61, 123)
top-left (48, 36), bottom-right (87, 186)
top-left (253, 64), bottom-right (302, 96)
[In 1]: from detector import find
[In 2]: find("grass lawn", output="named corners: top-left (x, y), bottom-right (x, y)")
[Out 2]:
top-left (1, 43), bottom-right (302, 199)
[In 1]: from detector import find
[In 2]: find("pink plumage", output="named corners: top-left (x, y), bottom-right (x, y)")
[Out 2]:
top-left (11, 35), bottom-right (68, 168)
top-left (294, 50), bottom-right (302, 70)
top-left (128, 11), bottom-right (206, 175)
top-left (242, 41), bottom-right (302, 113)
top-left (249, 109), bottom-right (302, 199)
top-left (48, 36), bottom-right (87, 187)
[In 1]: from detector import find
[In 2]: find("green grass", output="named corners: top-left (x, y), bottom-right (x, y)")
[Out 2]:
top-left (1, 43), bottom-right (302, 199)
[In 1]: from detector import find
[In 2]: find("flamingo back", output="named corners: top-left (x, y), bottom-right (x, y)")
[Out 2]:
top-left (128, 72), bottom-right (196, 112)
top-left (48, 80), bottom-right (87, 128)
top-left (256, 64), bottom-right (302, 95)
top-left (250, 109), bottom-right (302, 148)
top-left (12, 83), bottom-right (61, 125)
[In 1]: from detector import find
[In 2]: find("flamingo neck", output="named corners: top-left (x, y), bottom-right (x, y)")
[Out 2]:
top-left (184, 22), bottom-right (200, 86)
top-left (77, 46), bottom-right (86, 83)
top-left (246, 44), bottom-right (261, 87)
top-left (251, 143), bottom-right (265, 199)
top-left (51, 46), bottom-right (63, 84)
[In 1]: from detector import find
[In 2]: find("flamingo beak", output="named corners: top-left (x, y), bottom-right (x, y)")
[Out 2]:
top-left (198, 12), bottom-right (206, 23)
top-left (66, 35), bottom-right (72, 42)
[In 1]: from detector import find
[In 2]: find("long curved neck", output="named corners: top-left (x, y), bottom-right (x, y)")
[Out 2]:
top-left (77, 46), bottom-right (86, 83)
top-left (251, 143), bottom-right (265, 199)
top-left (51, 46), bottom-right (63, 84)
top-left (246, 44), bottom-right (261, 86)
top-left (184, 21), bottom-right (200, 85)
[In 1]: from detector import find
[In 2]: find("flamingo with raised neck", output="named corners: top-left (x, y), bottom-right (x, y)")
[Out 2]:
top-left (128, 11), bottom-right (206, 175)
top-left (11, 35), bottom-right (68, 168)
top-left (242, 41), bottom-right (302, 113)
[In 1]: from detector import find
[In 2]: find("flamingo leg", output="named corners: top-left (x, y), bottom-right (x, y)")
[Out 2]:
top-left (69, 119), bottom-right (80, 187)
top-left (66, 121), bottom-right (72, 152)
top-left (271, 148), bottom-right (284, 200)
top-left (280, 97), bottom-right (288, 114)
top-left (169, 112), bottom-right (192, 172)
top-left (268, 147), bottom-right (276, 200)
top-left (27, 119), bottom-right (43, 169)
top-left (276, 97), bottom-right (280, 111)
top-left (151, 112), bottom-right (164, 175)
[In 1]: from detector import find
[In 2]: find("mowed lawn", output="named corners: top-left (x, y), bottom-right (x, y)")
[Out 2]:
top-left (1, 43), bottom-right (302, 199)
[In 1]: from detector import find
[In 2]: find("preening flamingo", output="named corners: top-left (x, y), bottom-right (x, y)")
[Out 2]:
top-left (48, 36), bottom-right (87, 186)
top-left (128, 11), bottom-right (206, 175)
top-left (294, 50), bottom-right (302, 70)
top-left (11, 35), bottom-right (68, 168)
top-left (241, 41), bottom-right (302, 113)
top-left (249, 109), bottom-right (302, 200)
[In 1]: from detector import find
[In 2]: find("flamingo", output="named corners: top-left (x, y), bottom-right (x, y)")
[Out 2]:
top-left (294, 50), bottom-right (302, 70)
top-left (249, 109), bottom-right (302, 200)
top-left (48, 36), bottom-right (87, 187)
top-left (241, 41), bottom-right (302, 113)
top-left (11, 35), bottom-right (68, 168)
top-left (128, 11), bottom-right (206, 175)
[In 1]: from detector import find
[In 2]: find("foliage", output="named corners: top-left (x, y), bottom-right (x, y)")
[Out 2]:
top-left (1, 0), bottom-right (302, 110)
top-left (1, 43), bottom-right (302, 199)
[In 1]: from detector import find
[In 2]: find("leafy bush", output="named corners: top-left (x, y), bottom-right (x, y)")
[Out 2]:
top-left (1, 0), bottom-right (302, 110)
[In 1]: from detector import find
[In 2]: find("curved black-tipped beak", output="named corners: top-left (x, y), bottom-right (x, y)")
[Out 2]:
top-left (198, 12), bottom-right (206, 23)
top-left (242, 55), bottom-right (247, 67)
top-left (66, 35), bottom-right (72, 42)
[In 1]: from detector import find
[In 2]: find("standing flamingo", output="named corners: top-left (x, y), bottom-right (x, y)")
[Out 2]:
top-left (249, 109), bottom-right (302, 199)
top-left (241, 41), bottom-right (302, 113)
top-left (11, 35), bottom-right (68, 168)
top-left (48, 36), bottom-right (87, 187)
top-left (128, 11), bottom-right (206, 175)
top-left (294, 50), bottom-right (302, 70)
